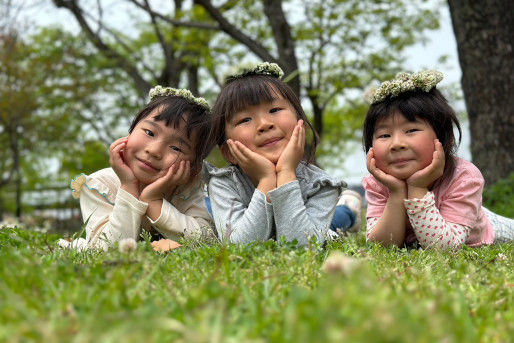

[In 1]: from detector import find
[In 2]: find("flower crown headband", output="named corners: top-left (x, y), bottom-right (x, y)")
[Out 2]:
top-left (223, 62), bottom-right (284, 85)
top-left (148, 85), bottom-right (210, 110)
top-left (370, 70), bottom-right (443, 104)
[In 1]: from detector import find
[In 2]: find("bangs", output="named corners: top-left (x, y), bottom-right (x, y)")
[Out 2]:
top-left (151, 97), bottom-right (200, 140)
top-left (129, 95), bottom-right (214, 169)
top-left (221, 76), bottom-right (282, 120)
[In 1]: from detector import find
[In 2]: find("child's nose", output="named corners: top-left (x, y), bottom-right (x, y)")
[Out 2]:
top-left (257, 117), bottom-right (274, 133)
top-left (390, 134), bottom-right (407, 151)
top-left (145, 142), bottom-right (162, 158)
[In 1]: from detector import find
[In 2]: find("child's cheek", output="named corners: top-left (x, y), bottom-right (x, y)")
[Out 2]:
top-left (419, 146), bottom-right (436, 169)
top-left (372, 147), bottom-right (388, 171)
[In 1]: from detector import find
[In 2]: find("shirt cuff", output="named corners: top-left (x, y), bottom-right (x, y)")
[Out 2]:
top-left (268, 180), bottom-right (299, 200)
top-left (404, 191), bottom-right (435, 215)
top-left (116, 187), bottom-right (148, 215)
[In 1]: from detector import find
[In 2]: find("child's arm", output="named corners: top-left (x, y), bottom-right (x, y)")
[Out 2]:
top-left (211, 139), bottom-right (276, 243)
top-left (139, 161), bottom-right (214, 240)
top-left (79, 172), bottom-right (148, 250)
top-left (275, 121), bottom-right (304, 187)
top-left (110, 137), bottom-right (140, 197)
top-left (365, 148), bottom-right (408, 246)
top-left (208, 175), bottom-right (274, 243)
top-left (140, 160), bottom-right (190, 221)
top-left (268, 177), bottom-right (340, 245)
top-left (147, 182), bottom-right (215, 241)
top-left (403, 139), bottom-right (472, 249)
top-left (404, 192), bottom-right (471, 249)
top-left (226, 139), bottom-right (277, 199)
top-left (76, 139), bottom-right (148, 249)
top-left (269, 122), bottom-right (340, 245)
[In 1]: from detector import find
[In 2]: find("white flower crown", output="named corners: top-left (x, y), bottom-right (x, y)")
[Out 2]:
top-left (148, 85), bottom-right (210, 110)
top-left (370, 70), bottom-right (444, 104)
top-left (223, 62), bottom-right (284, 85)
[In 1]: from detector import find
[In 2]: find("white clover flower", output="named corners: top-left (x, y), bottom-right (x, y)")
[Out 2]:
top-left (370, 70), bottom-right (443, 104)
top-left (119, 238), bottom-right (137, 253)
top-left (148, 86), bottom-right (210, 110)
top-left (223, 61), bottom-right (284, 85)
top-left (322, 251), bottom-right (360, 275)
top-left (496, 253), bottom-right (507, 261)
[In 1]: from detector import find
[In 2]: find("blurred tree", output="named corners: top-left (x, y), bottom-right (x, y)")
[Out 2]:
top-left (448, 0), bottom-right (514, 185)
top-left (52, 0), bottom-right (440, 141)
top-left (0, 26), bottom-right (130, 218)
top-left (195, 0), bottom-right (440, 139)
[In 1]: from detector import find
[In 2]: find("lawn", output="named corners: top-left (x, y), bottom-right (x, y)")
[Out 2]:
top-left (0, 226), bottom-right (512, 342)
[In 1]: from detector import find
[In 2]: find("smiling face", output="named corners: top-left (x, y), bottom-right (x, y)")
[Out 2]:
top-left (124, 111), bottom-right (195, 186)
top-left (372, 112), bottom-right (437, 180)
top-left (223, 94), bottom-right (299, 164)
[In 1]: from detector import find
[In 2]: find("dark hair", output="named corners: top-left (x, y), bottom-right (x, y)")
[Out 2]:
top-left (211, 74), bottom-right (319, 163)
top-left (129, 95), bottom-right (213, 172)
top-left (363, 88), bottom-right (462, 185)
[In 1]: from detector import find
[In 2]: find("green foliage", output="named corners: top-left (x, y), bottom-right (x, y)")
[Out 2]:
top-left (0, 227), bottom-right (512, 342)
top-left (483, 173), bottom-right (514, 218)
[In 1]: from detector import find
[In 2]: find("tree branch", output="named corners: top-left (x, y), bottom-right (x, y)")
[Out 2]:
top-left (129, 0), bottom-right (219, 30)
top-left (194, 0), bottom-right (278, 64)
top-left (81, 7), bottom-right (159, 80)
top-left (262, 0), bottom-right (300, 95)
top-left (52, 0), bottom-right (151, 95)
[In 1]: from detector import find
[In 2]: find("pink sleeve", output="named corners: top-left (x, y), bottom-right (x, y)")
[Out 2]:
top-left (362, 175), bottom-right (390, 218)
top-left (405, 192), bottom-right (471, 249)
top-left (438, 174), bottom-right (484, 228)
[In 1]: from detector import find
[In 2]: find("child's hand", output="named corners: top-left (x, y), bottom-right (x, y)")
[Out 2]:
top-left (367, 148), bottom-right (406, 194)
top-left (140, 160), bottom-right (191, 203)
top-left (110, 137), bottom-right (139, 196)
top-left (151, 238), bottom-right (181, 252)
top-left (407, 139), bottom-right (445, 190)
top-left (227, 139), bottom-right (276, 187)
top-left (276, 120), bottom-right (305, 175)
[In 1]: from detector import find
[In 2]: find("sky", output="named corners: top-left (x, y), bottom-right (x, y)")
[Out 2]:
top-left (19, 0), bottom-right (469, 186)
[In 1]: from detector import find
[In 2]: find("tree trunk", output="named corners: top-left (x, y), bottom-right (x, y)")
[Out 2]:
top-left (448, 0), bottom-right (514, 185)
top-left (262, 0), bottom-right (301, 97)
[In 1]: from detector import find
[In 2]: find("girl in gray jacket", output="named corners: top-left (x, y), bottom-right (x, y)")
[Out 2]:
top-left (204, 62), bottom-right (350, 245)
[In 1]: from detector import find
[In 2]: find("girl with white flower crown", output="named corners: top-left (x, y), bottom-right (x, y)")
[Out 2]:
top-left (362, 71), bottom-right (513, 249)
top-left (64, 86), bottom-right (215, 251)
top-left (204, 62), bottom-right (358, 245)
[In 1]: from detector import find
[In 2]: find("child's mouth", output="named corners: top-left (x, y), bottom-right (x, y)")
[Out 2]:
top-left (260, 137), bottom-right (282, 147)
top-left (138, 159), bottom-right (160, 172)
top-left (392, 159), bottom-right (412, 166)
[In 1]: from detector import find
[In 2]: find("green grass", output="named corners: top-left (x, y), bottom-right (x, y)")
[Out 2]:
top-left (0, 227), bottom-right (512, 343)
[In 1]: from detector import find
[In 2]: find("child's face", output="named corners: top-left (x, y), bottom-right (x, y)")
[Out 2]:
top-left (372, 113), bottom-right (437, 180)
top-left (124, 112), bottom-right (195, 185)
top-left (224, 94), bottom-right (299, 164)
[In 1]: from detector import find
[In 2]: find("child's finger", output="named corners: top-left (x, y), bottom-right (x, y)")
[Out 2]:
top-left (109, 137), bottom-right (128, 152)
top-left (177, 161), bottom-right (191, 184)
top-left (366, 149), bottom-right (374, 169)
top-left (289, 124), bottom-right (299, 147)
top-left (228, 140), bottom-right (245, 164)
top-left (233, 141), bottom-right (252, 163)
top-left (174, 161), bottom-right (188, 183)
top-left (165, 161), bottom-right (179, 179)
top-left (109, 142), bottom-right (125, 162)
top-left (298, 124), bottom-right (305, 150)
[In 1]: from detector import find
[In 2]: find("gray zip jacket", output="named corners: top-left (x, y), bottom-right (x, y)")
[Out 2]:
top-left (203, 161), bottom-right (346, 245)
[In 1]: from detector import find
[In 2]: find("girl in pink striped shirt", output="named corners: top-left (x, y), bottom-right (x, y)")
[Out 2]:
top-left (362, 71), bottom-right (512, 249)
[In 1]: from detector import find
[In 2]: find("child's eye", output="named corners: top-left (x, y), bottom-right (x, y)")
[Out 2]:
top-left (270, 107), bottom-right (282, 113)
top-left (144, 129), bottom-right (154, 137)
top-left (237, 117), bottom-right (251, 125)
top-left (406, 128), bottom-right (419, 133)
top-left (377, 133), bottom-right (390, 139)
top-left (170, 146), bottom-right (183, 153)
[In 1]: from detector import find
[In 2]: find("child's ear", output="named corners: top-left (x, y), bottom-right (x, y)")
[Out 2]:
top-left (221, 143), bottom-right (236, 165)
